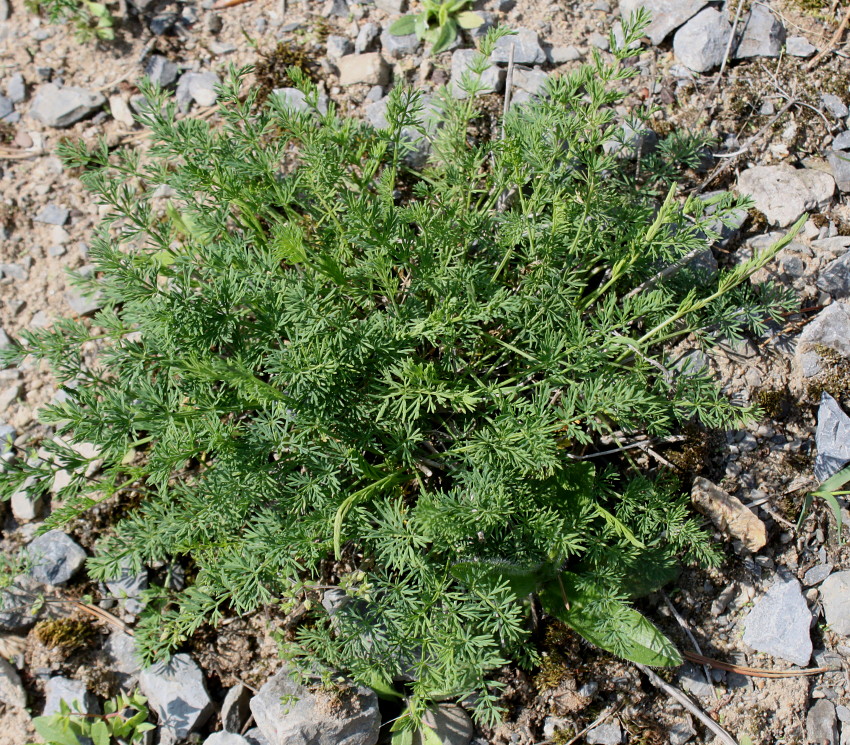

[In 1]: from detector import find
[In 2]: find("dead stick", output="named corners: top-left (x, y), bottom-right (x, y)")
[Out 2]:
top-left (807, 3), bottom-right (850, 70)
top-left (682, 650), bottom-right (836, 678)
top-left (636, 663), bottom-right (738, 745)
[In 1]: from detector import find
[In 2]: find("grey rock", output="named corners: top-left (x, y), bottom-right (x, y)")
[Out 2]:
top-left (105, 563), bottom-right (148, 615)
top-left (0, 575), bottom-right (41, 631)
top-left (380, 28), bottom-right (419, 58)
top-left (0, 421), bottom-right (14, 454)
top-left (374, 0), bottom-right (407, 12)
top-left (548, 45), bottom-right (583, 63)
top-left (808, 700), bottom-right (839, 745)
top-left (821, 571), bottom-right (850, 636)
top-left (0, 262), bottom-right (29, 280)
top-left (742, 578), bottom-right (812, 666)
top-left (834, 131), bottom-right (850, 151)
top-left (149, 12), bottom-right (177, 35)
top-left (44, 676), bottom-right (98, 716)
top-left (355, 22), bottom-right (381, 54)
top-left (338, 53), bottom-right (390, 86)
top-left (323, 0), bottom-right (348, 16)
top-left (451, 49), bottom-right (505, 98)
top-left (819, 250), bottom-right (850, 298)
top-left (677, 663), bottom-right (713, 698)
top-left (209, 41), bottom-right (237, 56)
top-left (828, 150), bottom-right (850, 193)
top-left (103, 631), bottom-right (141, 681)
top-left (673, 350), bottom-right (708, 375)
top-left (618, 0), bottom-right (707, 45)
top-left (604, 119), bottom-right (658, 158)
top-left (205, 734), bottom-right (251, 745)
top-left (5, 73), bottom-right (25, 102)
top-left (35, 203), bottom-right (69, 226)
top-left (269, 88), bottom-right (328, 115)
top-left (590, 32), bottom-right (609, 50)
top-left (737, 165), bottom-right (834, 227)
top-left (139, 654), bottom-right (213, 744)
top-left (469, 11), bottom-right (495, 39)
top-left (797, 302), bottom-right (850, 376)
top-left (249, 665), bottom-right (380, 745)
top-left (326, 35), bottom-right (353, 60)
top-left (365, 85), bottom-right (384, 103)
top-left (0, 328), bottom-right (10, 353)
top-left (221, 683), bottom-right (252, 732)
top-left (786, 35), bottom-right (816, 57)
top-left (0, 0), bottom-right (9, 22)
top-left (490, 28), bottom-right (546, 65)
top-left (244, 728), bottom-right (270, 745)
top-left (673, 8), bottom-right (732, 73)
top-left (64, 287), bottom-right (103, 316)
top-left (28, 530), bottom-right (87, 585)
top-left (668, 721), bottom-right (696, 745)
top-left (512, 67), bottom-right (548, 96)
top-left (837, 705), bottom-right (850, 723)
top-left (0, 658), bottom-right (25, 709)
top-left (804, 563), bottom-right (833, 586)
top-left (30, 83), bottom-right (105, 128)
top-left (188, 71), bottom-right (221, 107)
top-left (415, 705), bottom-right (472, 745)
top-left (11, 470), bottom-right (43, 521)
top-left (815, 392), bottom-right (850, 482)
top-left (734, 5), bottom-right (786, 58)
top-left (0, 95), bottom-right (12, 122)
top-left (48, 244), bottom-right (67, 257)
top-left (585, 721), bottom-right (623, 745)
top-left (823, 94), bottom-right (849, 119)
top-left (144, 55), bottom-right (180, 89)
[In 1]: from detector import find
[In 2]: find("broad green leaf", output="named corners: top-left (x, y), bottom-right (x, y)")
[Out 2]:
top-left (800, 463), bottom-right (850, 544)
top-left (414, 13), bottom-right (428, 40)
top-left (389, 14), bottom-right (417, 35)
top-left (33, 716), bottom-right (81, 745)
top-left (456, 11), bottom-right (484, 28)
top-left (431, 20), bottom-right (457, 54)
top-left (90, 720), bottom-right (110, 745)
top-left (421, 723), bottom-right (444, 745)
top-left (392, 731), bottom-right (414, 745)
top-left (450, 559), bottom-right (546, 598)
top-left (617, 548), bottom-right (680, 598)
top-left (539, 572), bottom-right (682, 667)
top-left (366, 670), bottom-right (402, 699)
top-left (593, 503), bottom-right (645, 549)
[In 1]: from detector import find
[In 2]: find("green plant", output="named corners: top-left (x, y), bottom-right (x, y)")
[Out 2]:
top-left (25, 0), bottom-right (114, 42)
top-left (389, 0), bottom-right (484, 54)
top-left (798, 463), bottom-right (849, 544)
top-left (1, 14), bottom-right (802, 728)
top-left (30, 691), bottom-right (154, 745)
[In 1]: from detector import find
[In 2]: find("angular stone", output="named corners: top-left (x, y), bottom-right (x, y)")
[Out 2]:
top-left (64, 288), bottom-right (103, 316)
top-left (786, 35), bottom-right (816, 57)
top-left (677, 662), bottom-right (713, 698)
top-left (818, 251), bottom-right (850, 298)
top-left (821, 571), bottom-right (850, 636)
top-left (269, 88), bottom-right (328, 115)
top-left (451, 49), bottom-right (505, 99)
top-left (828, 150), bottom-right (850, 193)
top-left (364, 94), bottom-right (440, 167)
top-left (512, 67), bottom-right (548, 95)
top-left (144, 55), bottom-right (180, 89)
top-left (742, 578), bottom-right (812, 666)
top-left (139, 654), bottom-right (213, 744)
top-left (807, 700), bottom-right (839, 745)
top-left (11, 475), bottom-right (43, 521)
top-left (244, 728), bottom-right (270, 745)
top-left (796, 302), bottom-right (850, 378)
top-left (221, 683), bottom-right (251, 732)
top-left (355, 22), bottom-right (381, 54)
top-left (416, 705), bottom-right (472, 745)
top-left (734, 5), bottom-right (785, 58)
top-left (326, 35), bottom-right (353, 60)
top-left (803, 564), bottom-right (833, 586)
top-left (205, 735), bottom-right (252, 745)
top-left (691, 477), bottom-right (767, 552)
top-left (374, 0), bottom-right (407, 12)
top-left (105, 563), bottom-right (148, 615)
top-left (338, 53), bottom-right (390, 86)
top-left (548, 45), bottom-right (583, 63)
top-left (249, 666), bottom-right (380, 745)
top-left (0, 262), bottom-right (29, 280)
top-left (43, 676), bottom-right (98, 716)
top-left (5, 75), bottom-right (25, 104)
top-left (380, 28), bottom-right (420, 58)
top-left (30, 83), bottom-right (105, 128)
top-left (737, 165), bottom-right (834, 227)
top-left (0, 328), bottom-right (10, 353)
top-left (833, 131), bottom-right (850, 151)
top-left (0, 575), bottom-right (41, 631)
top-left (27, 531), bottom-right (87, 586)
top-left (674, 8), bottom-right (731, 73)
top-left (618, 0), bottom-right (707, 45)
top-left (490, 28), bottom-right (545, 64)
top-left (586, 721), bottom-right (623, 745)
top-left (34, 204), bottom-right (68, 226)
top-left (0, 658), bottom-right (25, 709)
top-left (822, 94), bottom-right (849, 119)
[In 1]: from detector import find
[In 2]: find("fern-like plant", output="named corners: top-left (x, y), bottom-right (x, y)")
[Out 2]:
top-left (1, 14), bottom-right (801, 730)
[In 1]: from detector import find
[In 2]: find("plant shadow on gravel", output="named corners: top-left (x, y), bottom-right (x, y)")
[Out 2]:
top-left (0, 11), bottom-right (806, 734)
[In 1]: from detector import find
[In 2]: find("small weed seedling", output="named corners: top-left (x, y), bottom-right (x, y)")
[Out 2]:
top-left (389, 0), bottom-right (484, 54)
top-left (31, 691), bottom-right (154, 745)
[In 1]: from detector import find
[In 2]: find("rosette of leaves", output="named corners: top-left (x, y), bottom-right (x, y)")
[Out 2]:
top-left (1, 13), bottom-right (802, 731)
top-left (389, 0), bottom-right (484, 54)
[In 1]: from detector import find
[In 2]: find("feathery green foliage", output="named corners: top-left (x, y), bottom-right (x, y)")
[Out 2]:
top-left (1, 15), bottom-right (801, 728)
